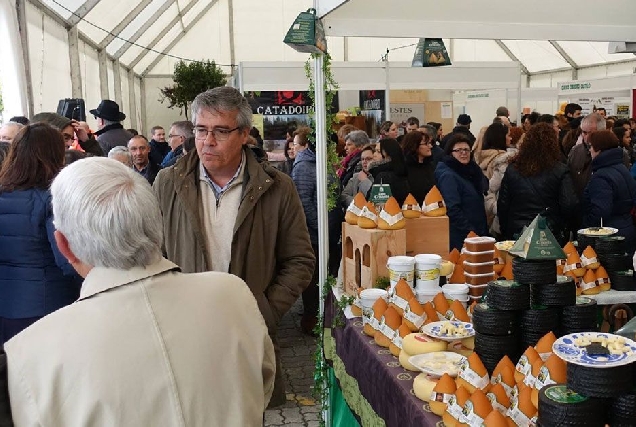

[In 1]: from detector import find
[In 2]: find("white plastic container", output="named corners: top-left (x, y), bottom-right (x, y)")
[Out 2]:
top-left (359, 288), bottom-right (388, 327)
top-left (442, 283), bottom-right (469, 305)
top-left (415, 287), bottom-right (441, 305)
top-left (386, 255), bottom-right (415, 291)
top-left (414, 254), bottom-right (442, 291)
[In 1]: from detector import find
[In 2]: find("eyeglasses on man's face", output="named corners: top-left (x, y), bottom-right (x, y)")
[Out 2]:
top-left (194, 126), bottom-right (240, 141)
top-left (168, 134), bottom-right (184, 139)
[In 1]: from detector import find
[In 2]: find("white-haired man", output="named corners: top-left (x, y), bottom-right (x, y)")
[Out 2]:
top-left (153, 86), bottom-right (315, 407)
top-left (107, 145), bottom-right (133, 167)
top-left (3, 158), bottom-right (275, 426)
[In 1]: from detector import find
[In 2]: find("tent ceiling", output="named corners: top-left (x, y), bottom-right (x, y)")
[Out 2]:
top-left (25, 0), bottom-right (636, 78)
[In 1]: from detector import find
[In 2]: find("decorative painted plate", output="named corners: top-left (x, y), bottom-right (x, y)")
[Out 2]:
top-left (552, 332), bottom-right (636, 368)
top-left (421, 321), bottom-right (474, 342)
top-left (408, 352), bottom-right (467, 378)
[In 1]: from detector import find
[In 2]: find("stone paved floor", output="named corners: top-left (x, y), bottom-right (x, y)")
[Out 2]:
top-left (265, 299), bottom-right (322, 427)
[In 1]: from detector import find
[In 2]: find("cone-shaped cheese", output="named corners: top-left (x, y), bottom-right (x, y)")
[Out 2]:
top-left (390, 278), bottom-right (416, 316)
top-left (398, 349), bottom-right (419, 371)
top-left (450, 300), bottom-right (470, 322)
top-left (402, 333), bottom-right (447, 355)
top-left (390, 322), bottom-right (412, 357)
top-left (499, 260), bottom-right (513, 280)
top-left (345, 192), bottom-right (366, 224)
top-left (563, 241), bottom-right (577, 257)
top-left (422, 301), bottom-right (438, 322)
top-left (402, 193), bottom-right (422, 219)
top-left (581, 269), bottom-right (600, 295)
top-left (596, 266), bottom-right (611, 292)
top-left (531, 354), bottom-right (566, 408)
top-left (378, 196), bottom-right (406, 230)
top-left (564, 252), bottom-right (585, 277)
top-left (457, 353), bottom-right (489, 393)
top-left (492, 366), bottom-right (516, 399)
top-left (430, 373), bottom-right (457, 415)
top-left (581, 246), bottom-right (600, 269)
top-left (535, 332), bottom-right (557, 356)
top-left (461, 389), bottom-right (493, 425)
top-left (363, 298), bottom-right (388, 336)
top-left (488, 383), bottom-right (512, 412)
top-left (510, 385), bottom-right (537, 422)
top-left (433, 292), bottom-right (450, 316)
top-left (449, 261), bottom-right (465, 284)
top-left (442, 386), bottom-right (471, 427)
top-left (448, 248), bottom-right (461, 265)
top-left (374, 306), bottom-right (401, 348)
top-left (413, 373), bottom-right (438, 402)
top-left (466, 231), bottom-right (479, 239)
top-left (491, 356), bottom-right (515, 383)
top-left (482, 409), bottom-right (509, 427)
top-left (357, 201), bottom-right (378, 229)
top-left (525, 358), bottom-right (543, 388)
top-left (515, 347), bottom-right (540, 384)
top-left (422, 185), bottom-right (446, 217)
top-left (403, 297), bottom-right (426, 332)
top-left (493, 247), bottom-right (505, 274)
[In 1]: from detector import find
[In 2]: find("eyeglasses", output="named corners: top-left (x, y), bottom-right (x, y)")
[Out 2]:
top-left (62, 133), bottom-right (74, 143)
top-left (452, 148), bottom-right (471, 154)
top-left (168, 134), bottom-right (184, 139)
top-left (194, 126), bottom-right (240, 141)
top-left (420, 141), bottom-right (432, 146)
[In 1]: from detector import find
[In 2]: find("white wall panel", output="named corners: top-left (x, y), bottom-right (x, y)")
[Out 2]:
top-left (119, 64), bottom-right (131, 129)
top-left (143, 76), bottom-right (184, 131)
top-left (78, 39), bottom-right (101, 129)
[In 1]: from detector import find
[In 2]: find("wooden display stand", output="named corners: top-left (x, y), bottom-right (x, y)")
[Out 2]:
top-left (404, 216), bottom-right (450, 258)
top-left (342, 222), bottom-right (406, 296)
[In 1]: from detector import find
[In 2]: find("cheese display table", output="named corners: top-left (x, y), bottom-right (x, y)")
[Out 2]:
top-left (324, 291), bottom-right (442, 427)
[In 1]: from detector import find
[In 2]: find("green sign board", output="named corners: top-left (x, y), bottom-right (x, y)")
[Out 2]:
top-left (412, 38), bottom-right (451, 67)
top-left (369, 184), bottom-right (392, 206)
top-left (283, 9), bottom-right (327, 54)
top-left (509, 214), bottom-right (566, 260)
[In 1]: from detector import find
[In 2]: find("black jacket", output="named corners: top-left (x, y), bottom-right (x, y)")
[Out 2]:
top-left (405, 154), bottom-right (437, 206)
top-left (498, 162), bottom-right (578, 244)
top-left (149, 139), bottom-right (171, 168)
top-left (367, 159), bottom-right (410, 206)
top-left (340, 151), bottom-right (362, 189)
top-left (441, 126), bottom-right (476, 150)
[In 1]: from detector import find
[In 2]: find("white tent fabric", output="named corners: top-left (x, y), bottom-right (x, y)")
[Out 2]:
top-left (0, 0), bottom-right (29, 118)
top-left (3, 0), bottom-right (636, 128)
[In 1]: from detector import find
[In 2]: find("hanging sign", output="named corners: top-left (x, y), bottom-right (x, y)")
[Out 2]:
top-left (369, 184), bottom-right (392, 207)
top-left (283, 9), bottom-right (327, 54)
top-left (412, 39), bottom-right (451, 67)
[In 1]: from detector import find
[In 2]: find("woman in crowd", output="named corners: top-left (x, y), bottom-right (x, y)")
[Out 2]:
top-left (379, 121), bottom-right (398, 140)
top-left (367, 138), bottom-right (410, 205)
top-left (0, 123), bottom-right (82, 344)
top-left (612, 126), bottom-right (634, 163)
top-left (498, 123), bottom-right (578, 244)
top-left (278, 139), bottom-right (295, 176)
top-left (477, 122), bottom-right (511, 179)
top-left (341, 144), bottom-right (375, 207)
top-left (435, 135), bottom-right (488, 250)
top-left (402, 130), bottom-right (436, 205)
top-left (584, 130), bottom-right (636, 253)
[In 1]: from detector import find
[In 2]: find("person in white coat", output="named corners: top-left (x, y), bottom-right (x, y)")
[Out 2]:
top-left (3, 157), bottom-right (275, 427)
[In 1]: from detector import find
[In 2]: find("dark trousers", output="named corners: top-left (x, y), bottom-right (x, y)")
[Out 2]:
top-left (0, 316), bottom-right (41, 345)
top-left (301, 244), bottom-right (320, 319)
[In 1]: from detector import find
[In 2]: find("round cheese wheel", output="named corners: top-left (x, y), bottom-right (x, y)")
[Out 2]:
top-left (413, 373), bottom-right (438, 402)
top-left (402, 333), bottom-right (447, 355)
top-left (399, 349), bottom-right (420, 371)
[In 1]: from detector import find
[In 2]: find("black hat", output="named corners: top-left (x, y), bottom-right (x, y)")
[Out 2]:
top-left (90, 100), bottom-right (126, 122)
top-left (457, 114), bottom-right (472, 126)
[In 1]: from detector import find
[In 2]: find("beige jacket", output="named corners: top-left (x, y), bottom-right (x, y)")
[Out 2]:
top-left (5, 258), bottom-right (275, 427)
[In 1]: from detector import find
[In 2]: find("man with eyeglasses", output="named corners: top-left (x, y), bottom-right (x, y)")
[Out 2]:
top-left (153, 86), bottom-right (315, 409)
top-left (161, 121), bottom-right (194, 168)
top-left (341, 144), bottom-right (375, 207)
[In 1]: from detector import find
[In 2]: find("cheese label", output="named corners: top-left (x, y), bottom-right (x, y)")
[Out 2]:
top-left (346, 201), bottom-right (362, 216)
top-left (444, 309), bottom-right (456, 321)
top-left (369, 315), bottom-right (381, 331)
top-left (523, 371), bottom-right (537, 388)
top-left (508, 405), bottom-right (534, 427)
top-left (390, 294), bottom-right (410, 311)
top-left (423, 200), bottom-right (445, 213)
top-left (515, 355), bottom-right (532, 377)
top-left (492, 374), bottom-right (515, 398)
top-left (563, 262), bottom-right (583, 273)
top-left (556, 259), bottom-right (566, 266)
top-left (445, 395), bottom-right (466, 422)
top-left (459, 363), bottom-right (489, 390)
top-left (580, 254), bottom-right (597, 267)
top-left (416, 267), bottom-right (440, 281)
top-left (462, 401), bottom-right (485, 426)
top-left (580, 279), bottom-right (598, 291)
top-left (359, 206), bottom-right (377, 222)
top-left (391, 334), bottom-right (404, 350)
top-left (534, 366), bottom-right (555, 391)
top-left (429, 391), bottom-right (452, 404)
top-left (380, 322), bottom-right (396, 340)
top-left (487, 393), bottom-right (508, 414)
top-left (388, 270), bottom-right (414, 284)
top-left (379, 209), bottom-right (404, 226)
top-left (403, 307), bottom-right (425, 329)
top-left (402, 203), bottom-right (421, 212)
top-left (544, 385), bottom-right (588, 404)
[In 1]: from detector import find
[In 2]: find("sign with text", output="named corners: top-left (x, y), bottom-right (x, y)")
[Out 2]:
top-left (390, 104), bottom-right (425, 126)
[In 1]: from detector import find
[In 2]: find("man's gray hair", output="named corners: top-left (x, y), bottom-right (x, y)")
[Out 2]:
top-left (582, 113), bottom-right (606, 131)
top-left (346, 130), bottom-right (369, 148)
top-left (171, 120), bottom-right (194, 138)
top-left (51, 157), bottom-right (163, 269)
top-left (191, 87), bottom-right (252, 129)
top-left (419, 125), bottom-right (437, 141)
top-left (108, 146), bottom-right (132, 166)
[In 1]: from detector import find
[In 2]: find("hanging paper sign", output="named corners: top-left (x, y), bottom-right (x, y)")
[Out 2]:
top-left (412, 38), bottom-right (451, 67)
top-left (369, 184), bottom-right (392, 207)
top-left (283, 9), bottom-right (327, 54)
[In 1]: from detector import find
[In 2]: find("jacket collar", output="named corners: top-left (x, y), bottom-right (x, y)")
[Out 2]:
top-left (592, 147), bottom-right (625, 171)
top-left (94, 123), bottom-right (124, 136)
top-left (79, 258), bottom-right (180, 300)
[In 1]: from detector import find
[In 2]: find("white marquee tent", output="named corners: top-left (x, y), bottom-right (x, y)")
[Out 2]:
top-left (2, 0), bottom-right (636, 130)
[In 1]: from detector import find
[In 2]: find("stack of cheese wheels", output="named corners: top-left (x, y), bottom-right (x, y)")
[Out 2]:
top-left (430, 373), bottom-right (457, 415)
top-left (401, 193), bottom-right (422, 219)
top-left (422, 185), bottom-right (446, 217)
top-left (457, 353), bottom-right (490, 394)
top-left (399, 332), bottom-right (447, 371)
top-left (357, 201), bottom-right (378, 229)
top-left (378, 196), bottom-right (406, 230)
top-left (374, 306), bottom-right (401, 348)
top-left (530, 354), bottom-right (566, 409)
top-left (345, 192), bottom-right (366, 225)
top-left (389, 322), bottom-right (411, 357)
top-left (442, 386), bottom-right (471, 427)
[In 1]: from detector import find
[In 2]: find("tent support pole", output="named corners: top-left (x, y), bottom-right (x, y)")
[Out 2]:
top-left (16, 0), bottom-right (34, 116)
top-left (113, 59), bottom-right (123, 108)
top-left (98, 49), bottom-right (109, 99)
top-left (68, 26), bottom-right (83, 99)
top-left (313, 53), bottom-right (331, 427)
top-left (385, 59), bottom-right (391, 121)
top-left (128, 70), bottom-right (137, 129)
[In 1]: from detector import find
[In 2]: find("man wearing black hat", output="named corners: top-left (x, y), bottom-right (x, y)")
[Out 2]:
top-left (90, 100), bottom-right (133, 154)
top-left (440, 113), bottom-right (476, 150)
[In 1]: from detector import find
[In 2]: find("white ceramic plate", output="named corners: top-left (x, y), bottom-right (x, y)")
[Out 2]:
top-left (577, 227), bottom-right (619, 237)
top-left (421, 321), bottom-right (475, 342)
top-left (408, 352), bottom-right (467, 378)
top-left (552, 332), bottom-right (636, 368)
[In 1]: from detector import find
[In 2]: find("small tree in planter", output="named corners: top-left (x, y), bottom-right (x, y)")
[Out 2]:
top-left (160, 60), bottom-right (227, 119)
